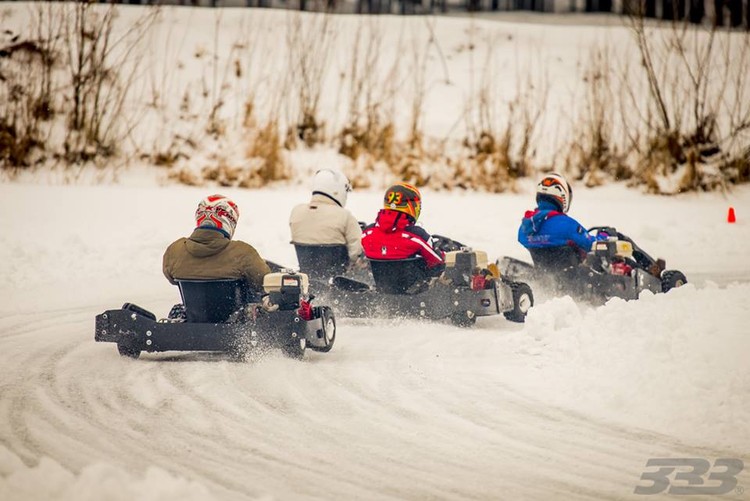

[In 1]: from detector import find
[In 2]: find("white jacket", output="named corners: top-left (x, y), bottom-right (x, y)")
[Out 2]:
top-left (289, 194), bottom-right (363, 261)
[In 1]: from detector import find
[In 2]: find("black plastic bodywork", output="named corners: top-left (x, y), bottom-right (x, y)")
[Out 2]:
top-left (94, 276), bottom-right (333, 358)
top-left (501, 258), bottom-right (662, 302)
top-left (294, 244), bottom-right (349, 282)
top-left (95, 306), bottom-right (329, 356)
top-left (319, 277), bottom-right (515, 321)
top-left (499, 227), bottom-right (682, 304)
top-left (307, 250), bottom-right (528, 324)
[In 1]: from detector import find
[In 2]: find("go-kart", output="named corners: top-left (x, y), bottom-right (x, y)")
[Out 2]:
top-left (498, 226), bottom-right (687, 304)
top-left (94, 272), bottom-right (335, 360)
top-left (293, 237), bottom-right (534, 326)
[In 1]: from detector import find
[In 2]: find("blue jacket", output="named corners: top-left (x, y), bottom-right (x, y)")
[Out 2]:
top-left (518, 200), bottom-right (596, 252)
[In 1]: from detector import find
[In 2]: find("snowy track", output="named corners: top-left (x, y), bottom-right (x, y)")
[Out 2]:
top-left (1, 184), bottom-right (749, 500)
top-left (2, 303), bottom-right (748, 500)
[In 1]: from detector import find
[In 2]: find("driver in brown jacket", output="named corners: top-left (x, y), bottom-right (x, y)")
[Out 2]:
top-left (163, 194), bottom-right (271, 293)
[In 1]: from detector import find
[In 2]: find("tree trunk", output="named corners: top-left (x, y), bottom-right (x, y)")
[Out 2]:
top-left (688, 0), bottom-right (704, 23)
top-left (728, 0), bottom-right (742, 25)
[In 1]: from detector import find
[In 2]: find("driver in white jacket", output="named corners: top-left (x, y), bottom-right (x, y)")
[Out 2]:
top-left (289, 169), bottom-right (363, 266)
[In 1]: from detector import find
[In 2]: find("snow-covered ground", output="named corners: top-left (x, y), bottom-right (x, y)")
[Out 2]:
top-left (1, 179), bottom-right (749, 500)
top-left (1, 1), bottom-right (749, 499)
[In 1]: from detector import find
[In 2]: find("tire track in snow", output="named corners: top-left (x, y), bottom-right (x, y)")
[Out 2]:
top-left (1, 309), bottom-right (746, 500)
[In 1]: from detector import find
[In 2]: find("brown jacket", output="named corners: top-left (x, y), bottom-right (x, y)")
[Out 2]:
top-left (162, 228), bottom-right (271, 291)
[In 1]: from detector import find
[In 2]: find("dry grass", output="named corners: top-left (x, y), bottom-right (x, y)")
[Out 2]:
top-left (4, 6), bottom-right (747, 195)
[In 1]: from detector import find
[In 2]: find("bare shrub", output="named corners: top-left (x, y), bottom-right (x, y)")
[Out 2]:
top-left (563, 47), bottom-right (629, 187)
top-left (202, 11), bottom-right (250, 139)
top-left (62, 1), bottom-right (157, 163)
top-left (460, 36), bottom-right (548, 192)
top-left (285, 12), bottom-right (335, 148)
top-left (243, 118), bottom-right (290, 186)
top-left (331, 18), bottom-right (405, 190)
top-left (337, 20), bottom-right (398, 165)
top-left (0, 2), bottom-right (157, 170)
top-left (0, 6), bottom-right (64, 170)
top-left (0, 41), bottom-right (47, 169)
top-left (624, 14), bottom-right (750, 193)
top-left (167, 165), bottom-right (202, 186)
top-left (390, 16), bottom-right (454, 187)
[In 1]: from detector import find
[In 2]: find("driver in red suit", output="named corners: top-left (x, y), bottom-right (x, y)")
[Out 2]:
top-left (361, 182), bottom-right (445, 273)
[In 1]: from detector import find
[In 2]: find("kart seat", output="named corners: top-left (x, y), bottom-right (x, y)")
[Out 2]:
top-left (293, 243), bottom-right (349, 281)
top-left (528, 246), bottom-right (583, 273)
top-left (176, 279), bottom-right (251, 323)
top-left (368, 256), bottom-right (430, 294)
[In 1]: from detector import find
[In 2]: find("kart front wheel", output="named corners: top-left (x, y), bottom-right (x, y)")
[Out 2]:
top-left (661, 270), bottom-right (687, 292)
top-left (504, 282), bottom-right (534, 323)
top-left (309, 306), bottom-right (336, 353)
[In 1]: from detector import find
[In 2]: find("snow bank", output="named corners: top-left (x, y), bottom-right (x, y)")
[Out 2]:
top-left (0, 446), bottom-right (217, 501)
top-left (508, 282), bottom-right (750, 451)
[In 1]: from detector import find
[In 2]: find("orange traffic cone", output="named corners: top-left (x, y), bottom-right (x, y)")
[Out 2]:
top-left (727, 206), bottom-right (736, 223)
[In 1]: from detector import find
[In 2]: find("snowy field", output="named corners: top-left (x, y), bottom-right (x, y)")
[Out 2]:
top-left (1, 1), bottom-right (750, 499)
top-left (0, 179), bottom-right (749, 500)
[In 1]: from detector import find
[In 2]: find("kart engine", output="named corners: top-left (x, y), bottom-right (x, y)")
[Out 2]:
top-left (263, 272), bottom-right (310, 310)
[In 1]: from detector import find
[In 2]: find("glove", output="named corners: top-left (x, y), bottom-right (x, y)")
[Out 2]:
top-left (349, 255), bottom-right (369, 270)
top-left (437, 272), bottom-right (453, 285)
top-left (261, 295), bottom-right (279, 312)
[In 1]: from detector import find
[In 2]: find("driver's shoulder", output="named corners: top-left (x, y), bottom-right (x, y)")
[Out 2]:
top-left (549, 213), bottom-right (584, 230)
top-left (226, 239), bottom-right (261, 257)
top-left (404, 224), bottom-right (431, 242)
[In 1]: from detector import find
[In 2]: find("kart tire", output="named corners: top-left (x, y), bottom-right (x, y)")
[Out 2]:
top-left (309, 306), bottom-right (336, 353)
top-left (117, 343), bottom-right (140, 359)
top-left (661, 270), bottom-right (687, 293)
top-left (450, 310), bottom-right (477, 328)
top-left (282, 338), bottom-right (306, 360)
top-left (504, 282), bottom-right (534, 323)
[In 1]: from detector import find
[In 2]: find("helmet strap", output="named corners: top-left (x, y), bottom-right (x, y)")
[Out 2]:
top-left (196, 225), bottom-right (231, 239)
top-left (312, 190), bottom-right (342, 207)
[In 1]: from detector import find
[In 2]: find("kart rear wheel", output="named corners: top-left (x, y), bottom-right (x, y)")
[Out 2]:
top-left (661, 270), bottom-right (687, 292)
top-left (504, 282), bottom-right (534, 323)
top-left (450, 310), bottom-right (477, 328)
top-left (282, 338), bottom-right (306, 360)
top-left (117, 343), bottom-right (140, 359)
top-left (309, 306), bottom-right (336, 353)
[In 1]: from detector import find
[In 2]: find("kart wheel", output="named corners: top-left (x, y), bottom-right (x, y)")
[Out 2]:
top-left (282, 338), bottom-right (306, 360)
top-left (504, 282), bottom-right (534, 323)
top-left (117, 343), bottom-right (140, 359)
top-left (661, 270), bottom-right (687, 293)
top-left (309, 306), bottom-right (336, 353)
top-left (450, 310), bottom-right (477, 328)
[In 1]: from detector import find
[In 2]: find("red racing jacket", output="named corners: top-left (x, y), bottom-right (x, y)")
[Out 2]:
top-left (361, 209), bottom-right (445, 268)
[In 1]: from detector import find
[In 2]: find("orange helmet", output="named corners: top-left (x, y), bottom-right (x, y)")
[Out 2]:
top-left (384, 182), bottom-right (421, 221)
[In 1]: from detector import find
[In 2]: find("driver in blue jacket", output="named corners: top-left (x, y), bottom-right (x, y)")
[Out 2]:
top-left (518, 173), bottom-right (600, 266)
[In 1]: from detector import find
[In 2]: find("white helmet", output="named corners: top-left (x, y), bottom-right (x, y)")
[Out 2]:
top-left (312, 169), bottom-right (352, 207)
top-left (195, 194), bottom-right (240, 238)
top-left (536, 173), bottom-right (572, 213)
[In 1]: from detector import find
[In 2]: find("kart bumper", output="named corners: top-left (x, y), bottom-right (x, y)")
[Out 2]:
top-left (95, 307), bottom-right (329, 354)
